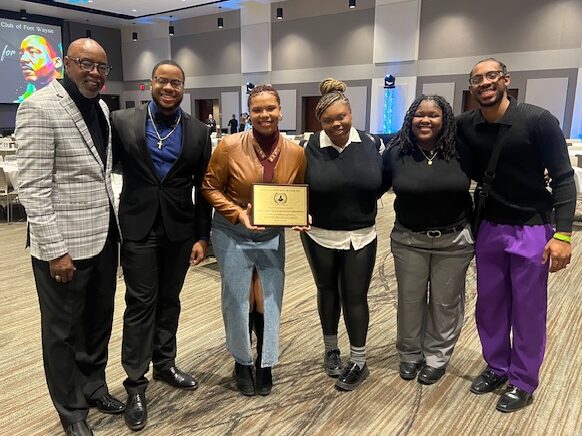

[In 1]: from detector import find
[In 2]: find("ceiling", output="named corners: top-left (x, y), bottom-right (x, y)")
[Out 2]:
top-left (0, 0), bottom-right (269, 27)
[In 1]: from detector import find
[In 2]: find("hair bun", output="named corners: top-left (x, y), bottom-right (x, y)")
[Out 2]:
top-left (319, 78), bottom-right (347, 96)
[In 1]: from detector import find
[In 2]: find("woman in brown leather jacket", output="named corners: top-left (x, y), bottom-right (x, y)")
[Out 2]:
top-left (202, 85), bottom-right (306, 397)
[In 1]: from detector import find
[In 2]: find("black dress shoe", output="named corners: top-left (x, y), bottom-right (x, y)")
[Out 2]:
top-left (496, 385), bottom-right (533, 413)
top-left (470, 368), bottom-right (508, 394)
top-left (125, 393), bottom-right (147, 431)
top-left (324, 349), bottom-right (343, 377)
top-left (89, 393), bottom-right (125, 414)
top-left (255, 364), bottom-right (273, 396)
top-left (63, 420), bottom-right (93, 436)
top-left (234, 362), bottom-right (255, 396)
top-left (153, 366), bottom-right (198, 390)
top-left (417, 365), bottom-right (446, 385)
top-left (399, 360), bottom-right (424, 380)
top-left (335, 362), bottom-right (369, 391)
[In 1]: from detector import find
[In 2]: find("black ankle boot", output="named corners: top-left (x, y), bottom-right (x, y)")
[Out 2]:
top-left (256, 364), bottom-right (272, 396)
top-left (233, 362), bottom-right (255, 396)
top-left (254, 312), bottom-right (273, 395)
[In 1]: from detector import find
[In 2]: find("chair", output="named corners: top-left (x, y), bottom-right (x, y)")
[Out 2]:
top-left (0, 167), bottom-right (19, 224)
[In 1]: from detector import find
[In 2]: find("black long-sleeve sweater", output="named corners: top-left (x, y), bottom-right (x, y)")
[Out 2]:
top-left (456, 96), bottom-right (576, 232)
top-left (381, 144), bottom-right (473, 232)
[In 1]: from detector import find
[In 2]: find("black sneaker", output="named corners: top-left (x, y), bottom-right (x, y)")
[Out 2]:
top-left (324, 349), bottom-right (342, 377)
top-left (335, 362), bottom-right (369, 391)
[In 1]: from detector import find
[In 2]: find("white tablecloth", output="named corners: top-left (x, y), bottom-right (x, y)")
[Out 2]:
top-left (573, 167), bottom-right (582, 195)
top-left (0, 163), bottom-right (18, 188)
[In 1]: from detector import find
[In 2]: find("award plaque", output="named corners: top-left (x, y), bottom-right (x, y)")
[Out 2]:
top-left (252, 183), bottom-right (308, 227)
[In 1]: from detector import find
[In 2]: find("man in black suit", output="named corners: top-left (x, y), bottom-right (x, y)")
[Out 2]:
top-left (111, 59), bottom-right (212, 431)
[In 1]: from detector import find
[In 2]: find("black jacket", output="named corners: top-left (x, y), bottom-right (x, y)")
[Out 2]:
top-left (111, 103), bottom-right (212, 242)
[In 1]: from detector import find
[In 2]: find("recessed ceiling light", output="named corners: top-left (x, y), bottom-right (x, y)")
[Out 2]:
top-left (132, 9), bottom-right (137, 12)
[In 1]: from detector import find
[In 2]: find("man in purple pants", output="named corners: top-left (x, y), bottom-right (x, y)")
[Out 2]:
top-left (457, 58), bottom-right (576, 413)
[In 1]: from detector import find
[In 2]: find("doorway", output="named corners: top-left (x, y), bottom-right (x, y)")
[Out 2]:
top-left (302, 96), bottom-right (321, 133)
top-left (196, 99), bottom-right (218, 124)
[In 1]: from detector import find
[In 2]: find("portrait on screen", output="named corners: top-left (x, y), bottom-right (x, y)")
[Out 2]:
top-left (0, 17), bottom-right (63, 104)
top-left (15, 35), bottom-right (63, 103)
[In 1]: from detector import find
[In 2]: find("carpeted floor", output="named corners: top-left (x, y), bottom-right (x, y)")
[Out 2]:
top-left (0, 193), bottom-right (581, 435)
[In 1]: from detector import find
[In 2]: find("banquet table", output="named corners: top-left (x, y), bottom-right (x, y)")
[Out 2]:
top-left (0, 163), bottom-right (18, 188)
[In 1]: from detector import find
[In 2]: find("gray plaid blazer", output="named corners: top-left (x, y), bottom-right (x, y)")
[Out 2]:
top-left (16, 80), bottom-right (118, 261)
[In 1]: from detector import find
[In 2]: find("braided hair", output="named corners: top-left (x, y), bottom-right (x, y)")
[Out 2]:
top-left (388, 94), bottom-right (457, 160)
top-left (247, 84), bottom-right (280, 108)
top-left (315, 78), bottom-right (350, 120)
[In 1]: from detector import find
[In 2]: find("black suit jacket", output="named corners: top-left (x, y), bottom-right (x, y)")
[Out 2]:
top-left (111, 103), bottom-right (212, 242)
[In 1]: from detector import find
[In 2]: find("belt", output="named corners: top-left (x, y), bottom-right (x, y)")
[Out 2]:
top-left (416, 224), bottom-right (466, 238)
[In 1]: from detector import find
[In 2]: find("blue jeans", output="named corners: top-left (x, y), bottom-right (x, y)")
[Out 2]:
top-left (211, 212), bottom-right (285, 367)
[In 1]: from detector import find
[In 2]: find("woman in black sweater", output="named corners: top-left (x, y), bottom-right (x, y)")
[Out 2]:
top-left (300, 78), bottom-right (383, 391)
top-left (382, 95), bottom-right (474, 385)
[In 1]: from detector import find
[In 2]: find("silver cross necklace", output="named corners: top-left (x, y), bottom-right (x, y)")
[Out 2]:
top-left (148, 105), bottom-right (182, 149)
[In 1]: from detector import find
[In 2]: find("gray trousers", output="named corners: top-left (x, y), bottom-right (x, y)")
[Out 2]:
top-left (390, 222), bottom-right (474, 369)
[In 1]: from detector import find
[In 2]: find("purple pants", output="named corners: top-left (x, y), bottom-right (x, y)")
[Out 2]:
top-left (475, 220), bottom-right (554, 394)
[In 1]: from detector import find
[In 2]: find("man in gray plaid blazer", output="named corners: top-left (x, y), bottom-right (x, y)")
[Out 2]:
top-left (16, 38), bottom-right (124, 436)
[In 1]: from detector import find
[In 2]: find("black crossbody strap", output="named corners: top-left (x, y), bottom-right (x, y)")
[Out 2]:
top-left (478, 123), bottom-right (510, 200)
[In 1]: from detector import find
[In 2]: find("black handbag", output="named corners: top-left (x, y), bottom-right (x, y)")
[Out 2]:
top-left (471, 124), bottom-right (510, 237)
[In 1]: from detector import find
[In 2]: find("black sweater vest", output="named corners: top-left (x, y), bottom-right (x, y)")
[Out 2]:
top-left (305, 130), bottom-right (383, 230)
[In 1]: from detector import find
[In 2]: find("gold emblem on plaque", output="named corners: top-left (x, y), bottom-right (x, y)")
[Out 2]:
top-left (274, 192), bottom-right (288, 205)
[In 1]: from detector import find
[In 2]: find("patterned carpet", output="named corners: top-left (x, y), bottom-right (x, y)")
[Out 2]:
top-left (0, 193), bottom-right (581, 435)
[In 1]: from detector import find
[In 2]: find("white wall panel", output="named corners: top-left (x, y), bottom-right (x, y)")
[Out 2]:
top-left (422, 82), bottom-right (456, 106)
top-left (278, 89), bottom-right (297, 131)
top-left (345, 86), bottom-right (367, 131)
top-left (181, 94), bottom-right (191, 116)
top-left (525, 77), bottom-right (569, 127)
top-left (570, 67), bottom-right (582, 139)
top-left (373, 0), bottom-right (420, 63)
top-left (220, 92), bottom-right (240, 128)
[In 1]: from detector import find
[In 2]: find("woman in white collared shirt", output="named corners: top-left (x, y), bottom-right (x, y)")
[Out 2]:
top-left (300, 78), bottom-right (383, 391)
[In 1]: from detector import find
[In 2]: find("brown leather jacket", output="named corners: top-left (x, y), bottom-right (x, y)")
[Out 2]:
top-left (202, 130), bottom-right (306, 223)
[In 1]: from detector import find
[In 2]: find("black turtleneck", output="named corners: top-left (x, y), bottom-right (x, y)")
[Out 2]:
top-left (252, 128), bottom-right (279, 183)
top-left (61, 76), bottom-right (108, 165)
top-left (61, 76), bottom-right (118, 241)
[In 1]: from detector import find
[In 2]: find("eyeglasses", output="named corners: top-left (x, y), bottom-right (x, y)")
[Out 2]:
top-left (153, 76), bottom-right (184, 89)
top-left (468, 70), bottom-right (506, 86)
top-left (67, 57), bottom-right (112, 76)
